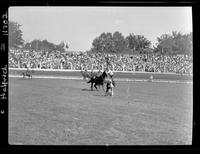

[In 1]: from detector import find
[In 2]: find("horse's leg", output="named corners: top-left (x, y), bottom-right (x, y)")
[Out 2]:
top-left (105, 88), bottom-right (108, 96)
top-left (96, 84), bottom-right (100, 91)
top-left (102, 84), bottom-right (105, 92)
top-left (94, 83), bottom-right (98, 90)
top-left (91, 82), bottom-right (93, 91)
top-left (105, 84), bottom-right (108, 96)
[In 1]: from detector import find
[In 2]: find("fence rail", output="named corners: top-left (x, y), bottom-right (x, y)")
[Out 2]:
top-left (8, 67), bottom-right (192, 76)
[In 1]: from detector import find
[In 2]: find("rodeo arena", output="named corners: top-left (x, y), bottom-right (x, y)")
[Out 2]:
top-left (8, 48), bottom-right (193, 145)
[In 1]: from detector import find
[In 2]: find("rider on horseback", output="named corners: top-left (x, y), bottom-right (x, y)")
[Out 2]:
top-left (22, 63), bottom-right (32, 79)
top-left (87, 68), bottom-right (107, 91)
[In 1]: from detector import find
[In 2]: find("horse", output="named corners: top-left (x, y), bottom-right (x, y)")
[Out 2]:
top-left (87, 70), bottom-right (107, 91)
top-left (22, 69), bottom-right (33, 79)
top-left (22, 72), bottom-right (32, 79)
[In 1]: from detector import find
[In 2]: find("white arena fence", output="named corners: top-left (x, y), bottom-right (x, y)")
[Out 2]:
top-left (8, 67), bottom-right (192, 76)
top-left (9, 68), bottom-right (193, 84)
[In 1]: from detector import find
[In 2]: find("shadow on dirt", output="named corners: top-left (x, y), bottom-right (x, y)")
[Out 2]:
top-left (81, 88), bottom-right (93, 91)
top-left (17, 78), bottom-right (32, 80)
top-left (93, 94), bottom-right (107, 97)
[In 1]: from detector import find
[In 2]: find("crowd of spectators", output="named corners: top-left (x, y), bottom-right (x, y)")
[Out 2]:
top-left (9, 49), bottom-right (193, 74)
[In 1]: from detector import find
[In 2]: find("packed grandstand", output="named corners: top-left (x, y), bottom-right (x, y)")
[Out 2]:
top-left (9, 49), bottom-right (193, 75)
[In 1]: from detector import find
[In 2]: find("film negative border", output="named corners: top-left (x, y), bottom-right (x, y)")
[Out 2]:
top-left (1, 0), bottom-right (200, 151)
top-left (0, 5), bottom-right (8, 148)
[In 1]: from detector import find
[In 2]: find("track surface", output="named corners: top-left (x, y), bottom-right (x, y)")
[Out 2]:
top-left (9, 77), bottom-right (193, 145)
top-left (9, 69), bottom-right (193, 81)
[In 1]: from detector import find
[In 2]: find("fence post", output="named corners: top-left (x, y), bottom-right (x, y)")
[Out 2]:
top-left (133, 64), bottom-right (135, 72)
top-left (70, 62), bottom-right (72, 70)
top-left (61, 62), bottom-right (63, 69)
top-left (18, 61), bottom-right (20, 68)
top-left (80, 64), bottom-right (83, 70)
top-left (143, 64), bottom-right (146, 72)
top-left (164, 64), bottom-right (166, 73)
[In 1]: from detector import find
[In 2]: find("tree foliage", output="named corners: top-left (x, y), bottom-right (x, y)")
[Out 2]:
top-left (126, 33), bottom-right (151, 54)
top-left (91, 32), bottom-right (151, 54)
top-left (91, 32), bottom-right (114, 53)
top-left (9, 20), bottom-right (192, 55)
top-left (112, 31), bottom-right (127, 53)
top-left (56, 41), bottom-right (66, 52)
top-left (9, 21), bottom-right (24, 49)
top-left (155, 31), bottom-right (193, 55)
top-left (23, 39), bottom-right (67, 53)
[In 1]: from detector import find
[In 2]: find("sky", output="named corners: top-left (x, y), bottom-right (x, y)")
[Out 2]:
top-left (9, 7), bottom-right (192, 51)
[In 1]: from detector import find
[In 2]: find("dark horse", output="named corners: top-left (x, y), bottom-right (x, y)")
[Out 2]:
top-left (22, 69), bottom-right (33, 79)
top-left (87, 71), bottom-right (107, 91)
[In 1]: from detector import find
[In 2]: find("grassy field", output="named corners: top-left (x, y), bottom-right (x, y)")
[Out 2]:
top-left (8, 77), bottom-right (193, 145)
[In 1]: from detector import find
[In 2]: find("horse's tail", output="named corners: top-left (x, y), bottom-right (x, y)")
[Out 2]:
top-left (87, 79), bottom-right (92, 83)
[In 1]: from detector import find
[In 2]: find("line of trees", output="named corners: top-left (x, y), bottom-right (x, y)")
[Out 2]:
top-left (90, 32), bottom-right (152, 54)
top-left (9, 21), bottom-right (68, 53)
top-left (9, 20), bottom-right (193, 55)
top-left (23, 40), bottom-right (68, 53)
top-left (89, 31), bottom-right (192, 55)
top-left (9, 21), bottom-right (24, 48)
top-left (155, 31), bottom-right (193, 55)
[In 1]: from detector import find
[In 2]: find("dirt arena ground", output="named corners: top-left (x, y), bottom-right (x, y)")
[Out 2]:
top-left (8, 76), bottom-right (193, 145)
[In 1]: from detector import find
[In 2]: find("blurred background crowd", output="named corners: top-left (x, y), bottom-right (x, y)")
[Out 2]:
top-left (9, 49), bottom-right (193, 74)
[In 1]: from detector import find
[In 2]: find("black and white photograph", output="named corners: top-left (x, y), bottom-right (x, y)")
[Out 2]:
top-left (8, 6), bottom-right (193, 145)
